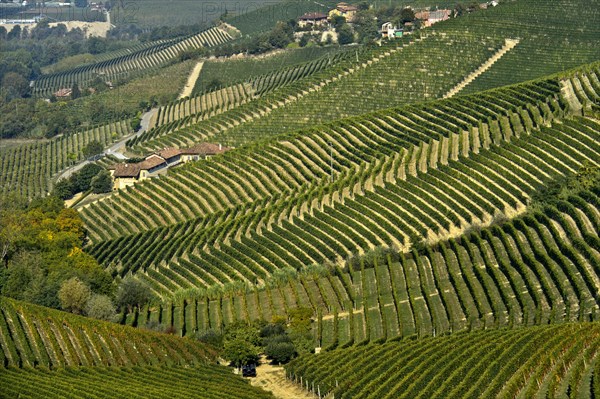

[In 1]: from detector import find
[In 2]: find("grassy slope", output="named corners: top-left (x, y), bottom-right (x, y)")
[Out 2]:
top-left (91, 58), bottom-right (197, 110)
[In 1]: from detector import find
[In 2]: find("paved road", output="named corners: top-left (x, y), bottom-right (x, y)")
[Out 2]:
top-left (56, 108), bottom-right (158, 181)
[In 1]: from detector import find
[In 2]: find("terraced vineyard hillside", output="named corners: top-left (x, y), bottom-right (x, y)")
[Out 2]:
top-left (32, 26), bottom-right (234, 98)
top-left (130, 48), bottom-right (357, 146)
top-left (0, 297), bottom-right (274, 398)
top-left (211, 32), bottom-right (509, 144)
top-left (119, 179), bottom-right (600, 345)
top-left (129, 32), bottom-right (511, 151)
top-left (1, 1), bottom-right (599, 396)
top-left (0, 366), bottom-right (275, 399)
top-left (192, 46), bottom-right (346, 94)
top-left (81, 66), bottom-right (599, 294)
top-left (0, 120), bottom-right (133, 198)
top-left (447, 0), bottom-right (600, 94)
top-left (285, 323), bottom-right (600, 399)
top-left (124, 0), bottom-right (599, 153)
top-left (85, 71), bottom-right (574, 240)
top-left (0, 297), bottom-right (215, 368)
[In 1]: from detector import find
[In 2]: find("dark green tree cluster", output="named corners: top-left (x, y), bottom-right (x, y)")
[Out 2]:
top-left (0, 22), bottom-right (137, 139)
top-left (195, 316), bottom-right (307, 368)
top-left (222, 322), bottom-right (262, 368)
top-left (261, 322), bottom-right (297, 365)
top-left (531, 161), bottom-right (599, 207)
top-left (53, 162), bottom-right (111, 200)
top-left (212, 21), bottom-right (295, 58)
top-left (115, 279), bottom-right (154, 312)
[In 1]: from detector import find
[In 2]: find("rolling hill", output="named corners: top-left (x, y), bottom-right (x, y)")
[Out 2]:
top-left (0, 296), bottom-right (274, 398)
top-left (285, 322), bottom-right (600, 399)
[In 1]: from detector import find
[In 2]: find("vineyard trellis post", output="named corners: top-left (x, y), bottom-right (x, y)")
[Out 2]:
top-left (329, 142), bottom-right (333, 183)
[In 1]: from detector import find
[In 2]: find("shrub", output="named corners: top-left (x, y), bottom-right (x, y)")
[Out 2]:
top-left (223, 339), bottom-right (260, 368)
top-left (337, 24), bottom-right (354, 45)
top-left (74, 163), bottom-right (103, 192)
top-left (195, 329), bottom-right (224, 348)
top-left (85, 294), bottom-right (116, 321)
top-left (82, 140), bottom-right (103, 159)
top-left (115, 279), bottom-right (153, 311)
top-left (260, 323), bottom-right (286, 339)
top-left (91, 170), bottom-right (113, 194)
top-left (53, 178), bottom-right (77, 200)
top-left (265, 341), bottom-right (296, 364)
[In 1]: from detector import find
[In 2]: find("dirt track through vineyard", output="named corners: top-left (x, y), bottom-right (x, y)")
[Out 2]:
top-left (179, 61), bottom-right (204, 99)
top-left (250, 357), bottom-right (315, 399)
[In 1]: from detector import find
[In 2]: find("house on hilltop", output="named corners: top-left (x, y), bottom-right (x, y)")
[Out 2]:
top-left (415, 9), bottom-right (451, 27)
top-left (329, 2), bottom-right (358, 22)
top-left (381, 22), bottom-right (403, 39)
top-left (109, 155), bottom-right (168, 190)
top-left (109, 143), bottom-right (231, 190)
top-left (298, 12), bottom-right (328, 28)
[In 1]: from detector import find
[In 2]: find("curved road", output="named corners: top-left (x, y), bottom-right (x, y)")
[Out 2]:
top-left (56, 108), bottom-right (158, 182)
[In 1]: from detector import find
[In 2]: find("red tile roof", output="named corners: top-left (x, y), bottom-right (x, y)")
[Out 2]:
top-left (112, 156), bottom-right (167, 178)
top-left (182, 143), bottom-right (230, 156)
top-left (112, 163), bottom-right (142, 178)
top-left (142, 155), bottom-right (168, 169)
top-left (111, 143), bottom-right (227, 179)
top-left (337, 2), bottom-right (357, 12)
top-left (54, 88), bottom-right (72, 98)
top-left (157, 147), bottom-right (182, 160)
top-left (299, 12), bottom-right (328, 20)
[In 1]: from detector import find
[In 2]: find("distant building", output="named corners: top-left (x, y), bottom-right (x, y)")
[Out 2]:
top-left (298, 12), bottom-right (328, 28)
top-left (414, 9), bottom-right (451, 27)
top-left (329, 2), bottom-right (358, 23)
top-left (54, 88), bottom-right (73, 100)
top-left (429, 9), bottom-right (451, 25)
top-left (380, 22), bottom-right (403, 39)
top-left (414, 10), bottom-right (429, 22)
top-left (109, 143), bottom-right (230, 190)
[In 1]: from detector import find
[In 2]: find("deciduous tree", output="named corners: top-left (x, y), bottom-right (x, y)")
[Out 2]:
top-left (85, 294), bottom-right (116, 321)
top-left (91, 170), bottom-right (113, 193)
top-left (223, 339), bottom-right (260, 368)
top-left (115, 279), bottom-right (153, 311)
top-left (58, 277), bottom-right (91, 314)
